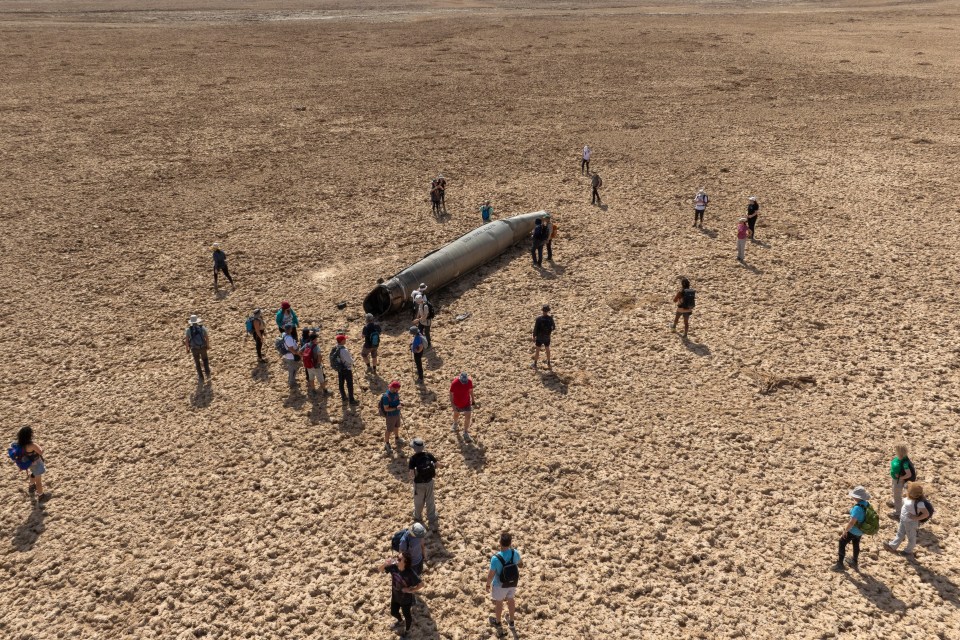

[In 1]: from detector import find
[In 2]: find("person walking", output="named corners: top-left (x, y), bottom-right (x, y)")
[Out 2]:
top-left (414, 293), bottom-right (432, 347)
top-left (409, 437), bottom-right (441, 524)
top-left (300, 331), bottom-right (327, 396)
top-left (280, 323), bottom-right (301, 388)
top-left (591, 172), bottom-right (602, 205)
top-left (746, 196), bottom-right (760, 240)
top-left (530, 218), bottom-right (547, 266)
top-left (693, 187), bottom-right (709, 227)
top-left (885, 483), bottom-right (931, 556)
top-left (409, 326), bottom-right (426, 383)
top-left (480, 200), bottom-right (494, 223)
top-left (544, 213), bottom-right (557, 262)
top-left (581, 145), bottom-right (591, 175)
top-left (672, 279), bottom-right (696, 338)
top-left (9, 426), bottom-right (47, 501)
top-left (486, 532), bottom-right (523, 631)
top-left (450, 372), bottom-right (476, 442)
top-left (379, 553), bottom-right (423, 638)
top-left (361, 313), bottom-right (382, 373)
top-left (275, 301), bottom-right (299, 338)
top-left (737, 217), bottom-right (749, 262)
top-left (332, 334), bottom-right (357, 404)
top-left (532, 305), bottom-right (556, 369)
top-left (183, 314), bottom-right (211, 382)
top-left (379, 380), bottom-right (405, 454)
top-left (834, 486), bottom-right (877, 571)
top-left (888, 444), bottom-right (916, 518)
top-left (211, 242), bottom-right (234, 289)
top-left (398, 522), bottom-right (427, 575)
top-left (245, 308), bottom-right (266, 361)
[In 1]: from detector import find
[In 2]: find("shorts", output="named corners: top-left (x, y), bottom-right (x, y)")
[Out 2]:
top-left (361, 345), bottom-right (378, 358)
top-left (492, 585), bottom-right (516, 602)
top-left (30, 459), bottom-right (46, 477)
top-left (306, 367), bottom-right (324, 383)
top-left (385, 414), bottom-right (401, 431)
top-left (535, 337), bottom-right (551, 347)
top-left (454, 404), bottom-right (472, 414)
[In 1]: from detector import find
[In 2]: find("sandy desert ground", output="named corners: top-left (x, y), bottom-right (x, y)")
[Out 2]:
top-left (1, 0), bottom-right (959, 638)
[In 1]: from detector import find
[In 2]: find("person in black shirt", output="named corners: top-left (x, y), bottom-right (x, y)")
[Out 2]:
top-left (591, 172), bottom-right (602, 205)
top-left (746, 196), bottom-right (760, 240)
top-left (532, 305), bottom-right (556, 370)
top-left (379, 553), bottom-right (423, 637)
top-left (361, 313), bottom-right (382, 372)
top-left (211, 242), bottom-right (234, 289)
top-left (531, 218), bottom-right (547, 266)
top-left (408, 437), bottom-right (441, 523)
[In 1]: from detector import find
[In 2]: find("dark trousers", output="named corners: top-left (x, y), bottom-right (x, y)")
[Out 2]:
top-left (694, 209), bottom-right (705, 224)
top-left (838, 532), bottom-right (861, 565)
top-left (191, 347), bottom-right (210, 378)
top-left (417, 323), bottom-right (431, 347)
top-left (581, 158), bottom-right (589, 174)
top-left (546, 240), bottom-right (553, 261)
top-left (531, 243), bottom-right (544, 265)
top-left (591, 187), bottom-right (601, 205)
top-left (413, 351), bottom-right (424, 380)
top-left (252, 333), bottom-right (263, 359)
top-left (338, 369), bottom-right (355, 400)
top-left (747, 216), bottom-right (757, 237)
top-left (390, 600), bottom-right (413, 631)
top-left (214, 265), bottom-right (233, 286)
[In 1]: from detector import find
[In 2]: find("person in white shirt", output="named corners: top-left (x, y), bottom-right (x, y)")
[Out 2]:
top-left (410, 283), bottom-right (428, 308)
top-left (581, 145), bottom-right (591, 175)
top-left (885, 483), bottom-right (930, 555)
top-left (693, 188), bottom-right (709, 227)
top-left (414, 293), bottom-right (432, 348)
top-left (281, 323), bottom-right (301, 388)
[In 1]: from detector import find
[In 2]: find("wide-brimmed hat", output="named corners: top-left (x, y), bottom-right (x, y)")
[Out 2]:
top-left (411, 523), bottom-right (427, 537)
top-left (253, 308), bottom-right (262, 317)
top-left (211, 242), bottom-right (221, 249)
top-left (365, 313), bottom-right (374, 322)
top-left (848, 486), bottom-right (871, 501)
top-left (188, 315), bottom-right (201, 325)
top-left (748, 196), bottom-right (756, 201)
top-left (739, 217), bottom-right (748, 222)
top-left (412, 437), bottom-right (424, 449)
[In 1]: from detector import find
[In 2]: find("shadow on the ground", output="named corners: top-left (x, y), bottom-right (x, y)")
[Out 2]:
top-left (190, 380), bottom-right (213, 408)
top-left (844, 570), bottom-right (906, 614)
top-left (681, 336), bottom-right (711, 357)
top-left (12, 502), bottom-right (47, 552)
top-left (538, 370), bottom-right (569, 395)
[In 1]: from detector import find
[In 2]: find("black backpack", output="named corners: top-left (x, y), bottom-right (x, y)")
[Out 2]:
top-left (901, 458), bottom-right (917, 483)
top-left (425, 301), bottom-right (436, 320)
top-left (682, 289), bottom-right (696, 309)
top-left (916, 499), bottom-right (935, 522)
top-left (413, 455), bottom-right (436, 482)
top-left (391, 529), bottom-right (408, 552)
top-left (496, 550), bottom-right (520, 588)
top-left (188, 326), bottom-right (206, 349)
top-left (329, 346), bottom-right (344, 372)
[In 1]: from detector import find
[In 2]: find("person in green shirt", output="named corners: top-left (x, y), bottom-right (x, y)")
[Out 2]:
top-left (889, 444), bottom-right (916, 519)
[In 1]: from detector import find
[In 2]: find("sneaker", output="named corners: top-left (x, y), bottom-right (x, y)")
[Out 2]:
top-left (883, 543), bottom-right (898, 554)
top-left (451, 422), bottom-right (458, 432)
top-left (831, 562), bottom-right (845, 572)
top-left (349, 399), bottom-right (359, 405)
top-left (845, 558), bottom-right (858, 569)
top-left (507, 615), bottom-right (515, 628)
top-left (546, 360), bottom-right (552, 369)
top-left (888, 512), bottom-right (900, 520)
top-left (384, 443), bottom-right (392, 454)
top-left (463, 433), bottom-right (472, 443)
top-left (395, 437), bottom-right (406, 446)
top-left (531, 362), bottom-right (537, 369)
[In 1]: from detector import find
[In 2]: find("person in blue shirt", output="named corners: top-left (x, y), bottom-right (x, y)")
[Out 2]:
top-left (486, 532), bottom-right (523, 630)
top-left (835, 486), bottom-right (871, 571)
top-left (379, 380), bottom-right (405, 454)
top-left (409, 326), bottom-right (426, 383)
top-left (480, 200), bottom-right (493, 223)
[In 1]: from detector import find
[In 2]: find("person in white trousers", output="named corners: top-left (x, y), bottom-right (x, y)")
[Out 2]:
top-left (885, 483), bottom-right (929, 555)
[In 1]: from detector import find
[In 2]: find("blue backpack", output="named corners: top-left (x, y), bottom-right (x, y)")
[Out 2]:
top-left (245, 317), bottom-right (254, 334)
top-left (7, 443), bottom-right (33, 471)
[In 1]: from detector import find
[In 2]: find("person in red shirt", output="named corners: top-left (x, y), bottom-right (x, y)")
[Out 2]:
top-left (449, 372), bottom-right (476, 442)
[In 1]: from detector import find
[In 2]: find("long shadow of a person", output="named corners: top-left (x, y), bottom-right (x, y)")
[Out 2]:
top-left (13, 502), bottom-right (48, 552)
top-left (908, 556), bottom-right (960, 608)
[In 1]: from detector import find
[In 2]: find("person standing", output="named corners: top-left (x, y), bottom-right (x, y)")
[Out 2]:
top-left (361, 313), bottom-right (382, 373)
top-left (398, 522), bottom-right (427, 575)
top-left (544, 213), bottom-right (557, 262)
top-left (530, 218), bottom-right (547, 266)
top-left (300, 331), bottom-right (327, 396)
top-left (834, 486), bottom-right (876, 571)
top-left (672, 278), bottom-right (696, 338)
top-left (436, 174), bottom-right (447, 212)
top-left (430, 181), bottom-right (442, 216)
top-left (409, 437), bottom-right (441, 524)
top-left (746, 196), bottom-right (760, 239)
top-left (591, 172), bottom-right (603, 205)
top-left (409, 326), bottom-right (426, 383)
top-left (410, 283), bottom-right (428, 309)
top-left (246, 308), bottom-right (266, 361)
top-left (581, 145), bottom-right (591, 175)
top-left (888, 444), bottom-right (916, 518)
top-left (10, 426), bottom-right (47, 501)
top-left (333, 334), bottom-right (357, 404)
top-left (737, 217), bottom-right (749, 262)
top-left (480, 200), bottom-right (494, 223)
top-left (183, 314), bottom-right (211, 382)
top-left (281, 323), bottom-right (301, 389)
top-left (379, 380), bottom-right (405, 454)
top-left (532, 305), bottom-right (556, 369)
top-left (275, 301), bottom-right (299, 337)
top-left (885, 483), bottom-right (930, 556)
top-left (450, 372), bottom-right (476, 442)
top-left (379, 553), bottom-right (423, 638)
top-left (211, 242), bottom-right (234, 289)
top-left (414, 293), bottom-right (432, 347)
top-left (486, 532), bottom-right (523, 631)
top-left (693, 187), bottom-right (709, 227)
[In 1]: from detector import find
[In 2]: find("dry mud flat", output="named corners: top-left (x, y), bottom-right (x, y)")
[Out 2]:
top-left (1, 0), bottom-right (959, 638)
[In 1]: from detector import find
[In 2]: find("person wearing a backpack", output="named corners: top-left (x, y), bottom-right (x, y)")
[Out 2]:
top-left (834, 486), bottom-right (876, 571)
top-left (361, 313), bottom-right (382, 373)
top-left (672, 278), bottom-right (696, 338)
top-left (408, 437), bottom-right (441, 524)
top-left (746, 196), bottom-right (760, 240)
top-left (544, 213), bottom-right (557, 262)
top-left (486, 532), bottom-right (523, 630)
top-left (885, 482), bottom-right (931, 556)
top-left (379, 552), bottom-right (423, 638)
top-left (414, 293), bottom-right (433, 348)
top-left (591, 172), bottom-right (602, 205)
top-left (888, 444), bottom-right (916, 519)
top-left (409, 327), bottom-right (426, 383)
top-left (532, 305), bottom-right (556, 370)
top-left (693, 187), bottom-right (709, 227)
top-left (183, 315), bottom-right (211, 382)
top-left (9, 426), bottom-right (47, 501)
top-left (480, 200), bottom-right (493, 224)
top-left (380, 380), bottom-right (405, 454)
top-left (245, 308), bottom-right (266, 362)
top-left (331, 334), bottom-right (357, 404)
top-left (531, 218), bottom-right (547, 267)
top-left (211, 242), bottom-right (234, 289)
top-left (275, 301), bottom-right (299, 338)
top-left (397, 522), bottom-right (427, 575)
top-left (581, 144), bottom-right (591, 175)
top-left (430, 181), bottom-right (442, 216)
top-left (300, 331), bottom-right (327, 396)
top-left (737, 217), bottom-right (749, 262)
top-left (280, 323), bottom-right (301, 389)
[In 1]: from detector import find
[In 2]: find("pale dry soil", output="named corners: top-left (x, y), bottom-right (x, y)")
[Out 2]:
top-left (1, 1), bottom-right (959, 638)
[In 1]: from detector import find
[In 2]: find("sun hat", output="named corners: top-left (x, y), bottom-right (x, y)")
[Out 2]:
top-left (739, 217), bottom-right (748, 222)
top-left (748, 196), bottom-right (756, 201)
top-left (365, 313), bottom-right (374, 322)
top-left (389, 380), bottom-right (401, 389)
top-left (409, 326), bottom-right (420, 335)
top-left (414, 293), bottom-right (423, 302)
top-left (212, 242), bottom-right (220, 249)
top-left (253, 308), bottom-right (262, 317)
top-left (335, 335), bottom-right (347, 342)
top-left (411, 523), bottom-right (427, 537)
top-left (458, 372), bottom-right (469, 383)
top-left (412, 437), bottom-right (424, 449)
top-left (280, 301), bottom-right (291, 310)
top-left (848, 486), bottom-right (871, 501)
top-left (188, 314), bottom-right (200, 325)
top-left (419, 283), bottom-right (428, 291)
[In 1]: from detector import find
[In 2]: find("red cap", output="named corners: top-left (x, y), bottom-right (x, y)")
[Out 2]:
top-left (335, 335), bottom-right (347, 342)
top-left (280, 301), bottom-right (291, 310)
top-left (389, 380), bottom-right (401, 389)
